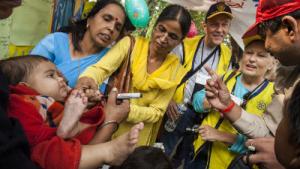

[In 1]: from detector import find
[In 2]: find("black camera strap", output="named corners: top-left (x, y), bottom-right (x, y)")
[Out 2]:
top-left (178, 41), bottom-right (220, 87)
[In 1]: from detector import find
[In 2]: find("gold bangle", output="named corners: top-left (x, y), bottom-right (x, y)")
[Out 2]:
top-left (99, 120), bottom-right (119, 132)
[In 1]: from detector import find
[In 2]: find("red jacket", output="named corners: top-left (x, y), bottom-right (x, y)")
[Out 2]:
top-left (8, 84), bottom-right (105, 169)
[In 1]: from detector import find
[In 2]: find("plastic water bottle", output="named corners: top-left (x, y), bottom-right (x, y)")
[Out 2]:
top-left (164, 101), bottom-right (187, 132)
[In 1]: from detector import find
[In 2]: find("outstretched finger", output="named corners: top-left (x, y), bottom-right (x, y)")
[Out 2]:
top-left (216, 75), bottom-right (229, 92)
top-left (205, 66), bottom-right (218, 81)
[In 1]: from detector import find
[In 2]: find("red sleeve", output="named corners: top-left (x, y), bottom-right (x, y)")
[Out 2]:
top-left (8, 94), bottom-right (57, 146)
top-left (76, 105), bottom-right (105, 144)
top-left (31, 137), bottom-right (81, 169)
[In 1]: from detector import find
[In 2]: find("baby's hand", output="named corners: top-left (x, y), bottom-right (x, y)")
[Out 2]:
top-left (198, 125), bottom-right (221, 142)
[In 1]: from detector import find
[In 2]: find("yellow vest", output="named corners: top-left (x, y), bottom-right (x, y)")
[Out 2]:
top-left (193, 70), bottom-right (275, 169)
top-left (173, 35), bottom-right (232, 103)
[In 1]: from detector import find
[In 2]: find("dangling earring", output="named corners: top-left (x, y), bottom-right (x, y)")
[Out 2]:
top-left (86, 23), bottom-right (90, 29)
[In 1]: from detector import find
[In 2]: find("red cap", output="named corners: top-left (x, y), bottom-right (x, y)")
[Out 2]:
top-left (242, 0), bottom-right (300, 41)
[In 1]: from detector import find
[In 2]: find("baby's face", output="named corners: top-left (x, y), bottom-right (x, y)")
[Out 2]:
top-left (26, 61), bottom-right (69, 101)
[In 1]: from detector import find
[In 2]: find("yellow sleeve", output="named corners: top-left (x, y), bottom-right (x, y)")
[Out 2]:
top-left (127, 87), bottom-right (177, 123)
top-left (79, 36), bottom-right (131, 85)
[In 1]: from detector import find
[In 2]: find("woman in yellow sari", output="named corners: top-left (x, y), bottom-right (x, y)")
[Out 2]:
top-left (76, 4), bottom-right (191, 145)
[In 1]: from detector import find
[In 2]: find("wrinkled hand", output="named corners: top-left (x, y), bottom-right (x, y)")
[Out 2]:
top-left (166, 100), bottom-right (180, 122)
top-left (198, 125), bottom-right (221, 142)
top-left (205, 66), bottom-right (232, 110)
top-left (245, 137), bottom-right (284, 169)
top-left (203, 98), bottom-right (212, 110)
top-left (76, 77), bottom-right (102, 103)
top-left (104, 88), bottom-right (130, 123)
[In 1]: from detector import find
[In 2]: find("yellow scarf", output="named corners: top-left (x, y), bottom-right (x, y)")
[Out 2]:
top-left (131, 37), bottom-right (186, 91)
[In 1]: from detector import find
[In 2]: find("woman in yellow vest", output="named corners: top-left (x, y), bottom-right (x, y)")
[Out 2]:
top-left (189, 39), bottom-right (275, 169)
top-left (76, 5), bottom-right (191, 145)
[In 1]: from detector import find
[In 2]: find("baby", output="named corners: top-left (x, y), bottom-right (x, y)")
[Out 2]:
top-left (0, 55), bottom-right (144, 169)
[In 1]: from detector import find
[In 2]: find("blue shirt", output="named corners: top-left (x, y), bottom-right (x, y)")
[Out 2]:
top-left (233, 75), bottom-right (249, 99)
top-left (31, 32), bottom-right (109, 91)
top-left (193, 75), bottom-right (249, 113)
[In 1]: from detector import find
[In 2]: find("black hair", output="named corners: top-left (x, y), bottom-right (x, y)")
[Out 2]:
top-left (258, 9), bottom-right (300, 38)
top-left (286, 82), bottom-right (300, 146)
top-left (0, 55), bottom-right (50, 85)
top-left (59, 0), bottom-right (129, 51)
top-left (110, 146), bottom-right (173, 169)
top-left (123, 17), bottom-right (136, 32)
top-left (155, 4), bottom-right (192, 38)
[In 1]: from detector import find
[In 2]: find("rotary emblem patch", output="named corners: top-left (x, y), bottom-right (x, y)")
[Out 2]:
top-left (257, 101), bottom-right (266, 110)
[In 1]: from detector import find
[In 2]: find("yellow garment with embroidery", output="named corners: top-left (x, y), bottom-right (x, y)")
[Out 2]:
top-left (193, 70), bottom-right (275, 169)
top-left (80, 36), bottom-right (186, 145)
top-left (173, 35), bottom-right (232, 103)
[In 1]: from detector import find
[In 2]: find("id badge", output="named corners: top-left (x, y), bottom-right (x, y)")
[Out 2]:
top-left (195, 72), bottom-right (211, 85)
top-left (230, 94), bottom-right (243, 106)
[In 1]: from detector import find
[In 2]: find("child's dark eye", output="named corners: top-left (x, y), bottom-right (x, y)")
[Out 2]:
top-left (47, 73), bottom-right (54, 78)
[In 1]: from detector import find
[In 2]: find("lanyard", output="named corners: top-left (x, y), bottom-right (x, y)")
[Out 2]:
top-left (231, 75), bottom-right (269, 108)
top-left (179, 37), bottom-right (220, 86)
top-left (200, 40), bottom-right (217, 69)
